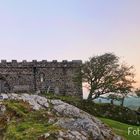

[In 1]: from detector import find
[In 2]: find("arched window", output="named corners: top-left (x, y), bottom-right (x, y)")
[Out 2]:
top-left (40, 73), bottom-right (44, 82)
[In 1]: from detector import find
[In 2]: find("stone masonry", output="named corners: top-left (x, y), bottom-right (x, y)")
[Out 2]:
top-left (0, 60), bottom-right (82, 97)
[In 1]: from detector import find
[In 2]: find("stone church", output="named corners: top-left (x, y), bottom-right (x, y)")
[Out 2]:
top-left (0, 60), bottom-right (82, 97)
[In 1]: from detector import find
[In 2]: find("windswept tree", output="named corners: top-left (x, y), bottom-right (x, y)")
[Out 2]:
top-left (80, 53), bottom-right (135, 101)
top-left (111, 64), bottom-right (135, 106)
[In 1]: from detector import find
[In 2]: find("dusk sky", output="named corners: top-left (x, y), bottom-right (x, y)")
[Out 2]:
top-left (0, 0), bottom-right (140, 86)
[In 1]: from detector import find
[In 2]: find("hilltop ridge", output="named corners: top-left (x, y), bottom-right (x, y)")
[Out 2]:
top-left (0, 93), bottom-right (123, 140)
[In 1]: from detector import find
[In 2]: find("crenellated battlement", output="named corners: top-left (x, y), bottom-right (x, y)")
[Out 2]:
top-left (0, 59), bottom-right (82, 97)
top-left (0, 60), bottom-right (82, 67)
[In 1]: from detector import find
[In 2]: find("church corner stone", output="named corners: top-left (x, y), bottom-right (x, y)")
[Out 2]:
top-left (0, 60), bottom-right (83, 97)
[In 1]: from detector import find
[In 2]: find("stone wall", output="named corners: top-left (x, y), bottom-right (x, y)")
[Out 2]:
top-left (0, 60), bottom-right (82, 97)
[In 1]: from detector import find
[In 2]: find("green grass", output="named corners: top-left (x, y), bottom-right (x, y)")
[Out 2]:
top-left (4, 100), bottom-right (32, 117)
top-left (1, 100), bottom-right (61, 140)
top-left (99, 117), bottom-right (140, 140)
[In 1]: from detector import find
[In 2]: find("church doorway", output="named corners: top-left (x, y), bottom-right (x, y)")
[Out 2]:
top-left (0, 78), bottom-right (10, 93)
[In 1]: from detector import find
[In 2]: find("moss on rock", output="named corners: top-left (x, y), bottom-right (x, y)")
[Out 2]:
top-left (0, 100), bottom-right (60, 140)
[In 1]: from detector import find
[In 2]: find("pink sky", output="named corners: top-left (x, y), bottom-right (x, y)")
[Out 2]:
top-left (0, 0), bottom-right (140, 87)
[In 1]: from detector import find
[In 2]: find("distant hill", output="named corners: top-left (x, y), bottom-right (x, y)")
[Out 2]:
top-left (95, 96), bottom-right (140, 110)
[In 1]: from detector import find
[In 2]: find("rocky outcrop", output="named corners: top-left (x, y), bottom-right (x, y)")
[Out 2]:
top-left (0, 93), bottom-right (123, 140)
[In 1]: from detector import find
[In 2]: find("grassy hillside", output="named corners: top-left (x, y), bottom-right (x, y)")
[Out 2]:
top-left (99, 118), bottom-right (140, 140)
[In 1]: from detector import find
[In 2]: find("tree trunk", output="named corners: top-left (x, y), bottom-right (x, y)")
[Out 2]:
top-left (87, 91), bottom-right (93, 101)
top-left (121, 97), bottom-right (125, 107)
top-left (87, 90), bottom-right (100, 101)
top-left (111, 99), bottom-right (114, 105)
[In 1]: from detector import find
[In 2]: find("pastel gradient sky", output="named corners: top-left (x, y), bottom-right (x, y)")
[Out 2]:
top-left (0, 0), bottom-right (140, 86)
